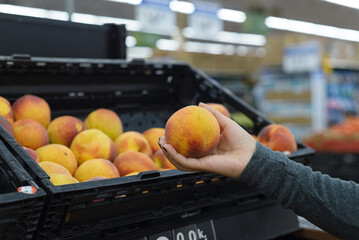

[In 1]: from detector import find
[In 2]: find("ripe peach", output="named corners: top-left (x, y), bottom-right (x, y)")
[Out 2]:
top-left (70, 129), bottom-right (117, 165)
top-left (114, 131), bottom-right (152, 156)
top-left (114, 151), bottom-right (155, 176)
top-left (165, 106), bottom-right (220, 158)
top-left (151, 150), bottom-right (176, 170)
top-left (36, 144), bottom-right (78, 175)
top-left (125, 172), bottom-right (139, 176)
top-left (0, 96), bottom-right (13, 123)
top-left (258, 124), bottom-right (297, 152)
top-left (13, 119), bottom-right (49, 150)
top-left (143, 128), bottom-right (165, 153)
top-left (251, 134), bottom-right (258, 141)
top-left (207, 103), bottom-right (231, 118)
top-left (84, 108), bottom-right (123, 140)
top-left (74, 159), bottom-right (120, 182)
top-left (49, 174), bottom-right (79, 186)
top-left (12, 95), bottom-right (51, 127)
top-left (39, 161), bottom-right (72, 176)
top-left (84, 176), bottom-right (109, 182)
top-left (48, 116), bottom-right (86, 147)
top-left (0, 115), bottom-right (14, 136)
top-left (23, 147), bottom-right (40, 163)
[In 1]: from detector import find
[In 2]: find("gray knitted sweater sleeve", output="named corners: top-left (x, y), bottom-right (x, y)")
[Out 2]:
top-left (239, 141), bottom-right (359, 240)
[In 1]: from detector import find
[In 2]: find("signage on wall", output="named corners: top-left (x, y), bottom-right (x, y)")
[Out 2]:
top-left (283, 42), bottom-right (321, 73)
top-left (188, 1), bottom-right (223, 39)
top-left (136, 0), bottom-right (176, 36)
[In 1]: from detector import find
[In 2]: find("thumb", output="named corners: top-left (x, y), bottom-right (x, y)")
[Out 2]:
top-left (199, 102), bottom-right (233, 131)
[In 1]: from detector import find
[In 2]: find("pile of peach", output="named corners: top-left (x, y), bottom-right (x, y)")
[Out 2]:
top-left (0, 95), bottom-right (175, 186)
top-left (0, 95), bottom-right (297, 186)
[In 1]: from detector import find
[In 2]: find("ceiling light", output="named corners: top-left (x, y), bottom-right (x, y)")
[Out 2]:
top-left (217, 8), bottom-right (246, 23)
top-left (322, 0), bottom-right (359, 10)
top-left (169, 1), bottom-right (195, 14)
top-left (126, 36), bottom-right (137, 47)
top-left (105, 0), bottom-right (142, 5)
top-left (0, 4), bottom-right (68, 21)
top-left (183, 41), bottom-right (235, 55)
top-left (156, 39), bottom-right (179, 51)
top-left (265, 16), bottom-right (359, 42)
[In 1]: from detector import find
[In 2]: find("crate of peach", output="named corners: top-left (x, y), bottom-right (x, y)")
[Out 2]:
top-left (0, 56), bottom-right (314, 239)
top-left (0, 121), bottom-right (46, 240)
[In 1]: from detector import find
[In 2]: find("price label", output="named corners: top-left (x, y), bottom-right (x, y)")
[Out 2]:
top-left (136, 0), bottom-right (176, 35)
top-left (172, 221), bottom-right (215, 240)
top-left (149, 230), bottom-right (172, 240)
top-left (283, 42), bottom-right (321, 73)
top-left (188, 1), bottom-right (222, 38)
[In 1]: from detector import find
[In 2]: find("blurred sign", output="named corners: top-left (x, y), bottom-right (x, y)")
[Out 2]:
top-left (136, 0), bottom-right (176, 35)
top-left (242, 11), bottom-right (268, 35)
top-left (188, 1), bottom-right (223, 38)
top-left (283, 42), bottom-right (321, 73)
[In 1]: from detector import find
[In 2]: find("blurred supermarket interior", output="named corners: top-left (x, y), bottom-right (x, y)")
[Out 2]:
top-left (2, 0), bottom-right (359, 146)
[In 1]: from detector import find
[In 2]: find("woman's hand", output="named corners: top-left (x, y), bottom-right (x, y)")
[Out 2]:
top-left (159, 103), bottom-right (256, 178)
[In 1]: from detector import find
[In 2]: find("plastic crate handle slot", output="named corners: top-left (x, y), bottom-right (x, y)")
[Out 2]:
top-left (139, 170), bottom-right (160, 179)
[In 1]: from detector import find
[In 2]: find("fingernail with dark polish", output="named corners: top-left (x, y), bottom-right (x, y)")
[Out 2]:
top-left (162, 146), bottom-right (168, 152)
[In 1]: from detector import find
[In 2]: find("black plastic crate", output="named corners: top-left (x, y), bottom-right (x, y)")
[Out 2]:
top-left (0, 125), bottom-right (46, 240)
top-left (0, 55), bottom-right (314, 239)
top-left (310, 152), bottom-right (359, 183)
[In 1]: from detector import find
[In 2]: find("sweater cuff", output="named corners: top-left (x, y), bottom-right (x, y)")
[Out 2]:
top-left (238, 141), bottom-right (289, 197)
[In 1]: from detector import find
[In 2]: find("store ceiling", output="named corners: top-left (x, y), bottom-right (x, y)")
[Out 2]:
top-left (3, 0), bottom-right (359, 31)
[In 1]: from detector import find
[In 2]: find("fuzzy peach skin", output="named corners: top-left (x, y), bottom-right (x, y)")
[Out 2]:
top-left (143, 128), bottom-right (165, 153)
top-left (74, 159), bottom-right (120, 182)
top-left (151, 150), bottom-right (176, 170)
top-left (207, 103), bottom-right (231, 118)
top-left (23, 147), bottom-right (40, 163)
top-left (39, 161), bottom-right (72, 176)
top-left (36, 144), bottom-right (78, 175)
top-left (0, 115), bottom-right (14, 136)
top-left (70, 129), bottom-right (117, 165)
top-left (165, 105), bottom-right (220, 158)
top-left (0, 96), bottom-right (13, 123)
top-left (114, 151), bottom-right (155, 176)
top-left (84, 108), bottom-right (123, 140)
top-left (47, 116), bottom-right (86, 147)
top-left (258, 124), bottom-right (297, 152)
top-left (49, 174), bottom-right (79, 186)
top-left (13, 119), bottom-right (49, 150)
top-left (12, 95), bottom-right (51, 127)
top-left (114, 131), bottom-right (152, 156)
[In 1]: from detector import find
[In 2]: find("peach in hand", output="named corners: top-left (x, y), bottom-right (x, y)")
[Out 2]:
top-left (74, 159), bottom-right (120, 182)
top-left (47, 116), bottom-right (86, 147)
top-left (13, 119), bottom-right (49, 150)
top-left (143, 128), bottom-right (165, 153)
top-left (70, 129), bottom-right (117, 164)
top-left (0, 96), bottom-right (13, 123)
top-left (258, 124), bottom-right (297, 152)
top-left (114, 131), bottom-right (152, 156)
top-left (114, 151), bottom-right (155, 176)
top-left (84, 108), bottom-right (123, 140)
top-left (12, 95), bottom-right (51, 127)
top-left (165, 105), bottom-right (220, 158)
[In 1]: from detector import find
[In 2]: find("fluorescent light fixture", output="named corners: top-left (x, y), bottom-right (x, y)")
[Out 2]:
top-left (217, 8), bottom-right (246, 23)
top-left (126, 36), bottom-right (137, 47)
top-left (182, 27), bottom-right (266, 46)
top-left (237, 46), bottom-right (248, 56)
top-left (0, 4), bottom-right (68, 21)
top-left (72, 13), bottom-right (141, 31)
top-left (183, 41), bottom-right (235, 55)
top-left (105, 0), bottom-right (142, 5)
top-left (156, 39), bottom-right (179, 51)
top-left (265, 16), bottom-right (359, 42)
top-left (169, 1), bottom-right (195, 14)
top-left (322, 0), bottom-right (359, 10)
top-left (127, 47), bottom-right (153, 59)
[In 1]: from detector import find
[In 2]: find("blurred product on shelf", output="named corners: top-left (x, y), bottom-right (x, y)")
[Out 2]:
top-left (304, 116), bottom-right (359, 153)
